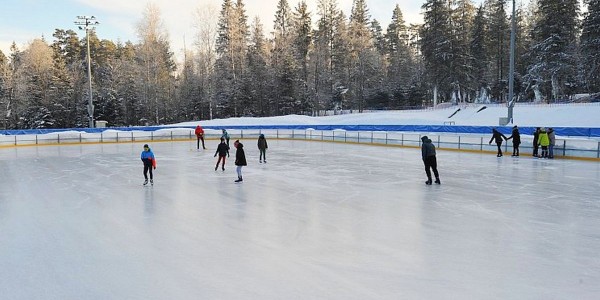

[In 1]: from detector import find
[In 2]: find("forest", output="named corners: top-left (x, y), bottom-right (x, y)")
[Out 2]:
top-left (0, 0), bottom-right (598, 129)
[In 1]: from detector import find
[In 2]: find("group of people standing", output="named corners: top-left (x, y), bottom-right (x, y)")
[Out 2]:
top-left (490, 126), bottom-right (556, 158)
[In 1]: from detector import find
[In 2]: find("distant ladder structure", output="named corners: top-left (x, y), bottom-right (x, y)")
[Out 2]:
top-left (443, 121), bottom-right (456, 126)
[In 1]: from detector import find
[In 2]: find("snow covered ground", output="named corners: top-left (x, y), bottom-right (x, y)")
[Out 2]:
top-left (172, 103), bottom-right (600, 128)
top-left (1, 140), bottom-right (599, 299)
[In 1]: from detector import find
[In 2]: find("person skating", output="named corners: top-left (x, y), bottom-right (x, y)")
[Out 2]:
top-left (489, 128), bottom-right (508, 157)
top-left (538, 127), bottom-right (550, 158)
top-left (234, 140), bottom-right (247, 183)
top-left (141, 144), bottom-right (157, 185)
top-left (532, 127), bottom-right (541, 157)
top-left (506, 125), bottom-right (521, 156)
top-left (421, 136), bottom-right (440, 185)
top-left (195, 125), bottom-right (206, 150)
top-left (548, 128), bottom-right (556, 159)
top-left (258, 134), bottom-right (268, 163)
top-left (214, 138), bottom-right (230, 171)
top-left (221, 129), bottom-right (230, 147)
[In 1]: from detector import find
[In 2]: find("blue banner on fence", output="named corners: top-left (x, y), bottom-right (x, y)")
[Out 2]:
top-left (1, 125), bottom-right (599, 138)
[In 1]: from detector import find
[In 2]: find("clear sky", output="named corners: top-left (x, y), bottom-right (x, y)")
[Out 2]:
top-left (0, 0), bottom-right (490, 63)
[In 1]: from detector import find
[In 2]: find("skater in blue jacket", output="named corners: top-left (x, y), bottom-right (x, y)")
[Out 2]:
top-left (141, 144), bottom-right (156, 185)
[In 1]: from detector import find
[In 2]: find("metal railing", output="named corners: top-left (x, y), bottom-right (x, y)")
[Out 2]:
top-left (1, 129), bottom-right (599, 160)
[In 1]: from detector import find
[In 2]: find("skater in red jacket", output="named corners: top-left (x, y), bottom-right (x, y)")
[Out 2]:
top-left (195, 125), bottom-right (206, 150)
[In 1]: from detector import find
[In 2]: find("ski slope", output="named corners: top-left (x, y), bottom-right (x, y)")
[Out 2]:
top-left (172, 103), bottom-right (600, 128)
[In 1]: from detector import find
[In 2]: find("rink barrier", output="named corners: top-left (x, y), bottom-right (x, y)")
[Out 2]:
top-left (0, 128), bottom-right (599, 162)
top-left (1, 124), bottom-right (600, 138)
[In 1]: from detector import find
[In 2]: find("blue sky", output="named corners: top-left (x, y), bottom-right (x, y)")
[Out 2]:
top-left (0, 0), bottom-right (488, 63)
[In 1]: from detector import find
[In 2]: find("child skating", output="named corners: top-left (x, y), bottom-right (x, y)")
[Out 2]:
top-left (258, 134), bottom-right (268, 163)
top-left (221, 129), bottom-right (230, 147)
top-left (214, 138), bottom-right (230, 171)
top-left (234, 140), bottom-right (247, 183)
top-left (141, 144), bottom-right (157, 185)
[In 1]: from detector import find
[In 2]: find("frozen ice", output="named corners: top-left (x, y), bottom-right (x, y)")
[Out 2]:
top-left (1, 140), bottom-right (599, 299)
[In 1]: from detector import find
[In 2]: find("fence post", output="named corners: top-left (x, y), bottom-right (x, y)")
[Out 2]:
top-left (321, 130), bottom-right (323, 140)
top-left (371, 132), bottom-right (373, 143)
top-left (305, 130), bottom-right (307, 140)
top-left (292, 130), bottom-right (294, 139)
top-left (14, 135), bottom-right (16, 146)
top-left (189, 131), bottom-right (192, 140)
top-left (563, 140), bottom-right (566, 156)
top-left (100, 133), bottom-right (103, 143)
top-left (458, 136), bottom-right (461, 150)
top-left (151, 131), bottom-right (154, 141)
top-left (277, 130), bottom-right (279, 139)
top-left (79, 133), bottom-right (82, 143)
top-left (385, 132), bottom-right (388, 144)
top-left (36, 135), bottom-right (38, 145)
top-left (597, 142), bottom-right (599, 158)
top-left (344, 131), bottom-right (347, 142)
top-left (58, 134), bottom-right (61, 144)
top-left (116, 132), bottom-right (119, 142)
top-left (401, 134), bottom-right (404, 146)
top-left (241, 130), bottom-right (244, 139)
top-left (131, 132), bottom-right (134, 142)
top-left (171, 131), bottom-right (173, 141)
top-left (419, 134), bottom-right (422, 146)
top-left (480, 137), bottom-right (483, 151)
top-left (437, 135), bottom-right (440, 148)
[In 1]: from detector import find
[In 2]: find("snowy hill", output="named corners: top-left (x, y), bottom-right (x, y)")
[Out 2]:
top-left (172, 103), bottom-right (600, 128)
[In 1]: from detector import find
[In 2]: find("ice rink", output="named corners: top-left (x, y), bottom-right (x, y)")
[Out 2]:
top-left (1, 139), bottom-right (599, 299)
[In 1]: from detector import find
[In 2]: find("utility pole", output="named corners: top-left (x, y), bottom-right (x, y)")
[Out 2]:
top-left (75, 16), bottom-right (99, 128)
top-left (507, 0), bottom-right (516, 124)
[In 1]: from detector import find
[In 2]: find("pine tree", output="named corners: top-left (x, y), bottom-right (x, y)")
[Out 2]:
top-left (485, 0), bottom-right (510, 101)
top-left (292, 1), bottom-right (313, 113)
top-left (311, 0), bottom-right (339, 113)
top-left (421, 0), bottom-right (454, 105)
top-left (528, 0), bottom-right (580, 101)
top-left (272, 0), bottom-right (296, 115)
top-left (247, 17), bottom-right (270, 116)
top-left (386, 4), bottom-right (411, 107)
top-left (581, 0), bottom-right (600, 92)
top-left (451, 0), bottom-right (476, 103)
top-left (471, 5), bottom-right (490, 103)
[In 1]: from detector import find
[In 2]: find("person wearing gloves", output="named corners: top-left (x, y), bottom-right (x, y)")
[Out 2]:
top-left (548, 128), bottom-right (556, 159)
top-left (141, 144), bottom-right (157, 186)
top-left (506, 125), bottom-right (521, 157)
top-left (421, 136), bottom-right (440, 185)
top-left (489, 128), bottom-right (508, 157)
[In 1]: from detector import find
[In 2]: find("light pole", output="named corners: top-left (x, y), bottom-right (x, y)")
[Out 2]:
top-left (507, 0), bottom-right (516, 124)
top-left (75, 16), bottom-right (99, 128)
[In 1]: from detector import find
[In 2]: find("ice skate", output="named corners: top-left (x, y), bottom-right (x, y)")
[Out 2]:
top-left (215, 166), bottom-right (218, 171)
top-left (150, 179), bottom-right (153, 186)
top-left (425, 179), bottom-right (432, 185)
top-left (235, 176), bottom-right (243, 183)
top-left (259, 160), bottom-right (262, 163)
top-left (435, 178), bottom-right (441, 184)
top-left (143, 179), bottom-right (148, 186)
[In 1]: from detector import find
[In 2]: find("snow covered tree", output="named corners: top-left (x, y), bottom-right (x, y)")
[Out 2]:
top-left (311, 0), bottom-right (339, 113)
top-left (528, 0), bottom-right (580, 101)
top-left (420, 0), bottom-right (454, 106)
top-left (271, 0), bottom-right (297, 115)
top-left (471, 5), bottom-right (490, 103)
top-left (386, 5), bottom-right (412, 107)
top-left (451, 0), bottom-right (476, 103)
top-left (292, 1), bottom-right (313, 113)
top-left (247, 17), bottom-right (271, 116)
top-left (580, 0), bottom-right (600, 92)
top-left (485, 0), bottom-right (510, 102)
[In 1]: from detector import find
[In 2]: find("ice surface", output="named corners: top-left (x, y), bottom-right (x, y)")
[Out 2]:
top-left (1, 140), bottom-right (599, 299)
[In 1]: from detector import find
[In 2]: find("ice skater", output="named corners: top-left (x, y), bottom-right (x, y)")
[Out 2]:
top-left (506, 125), bottom-right (521, 156)
top-left (195, 125), bottom-right (206, 150)
top-left (548, 128), bottom-right (555, 159)
top-left (234, 140), bottom-right (247, 183)
top-left (489, 128), bottom-right (507, 157)
top-left (538, 127), bottom-right (550, 158)
top-left (214, 138), bottom-right (230, 171)
top-left (258, 134), bottom-right (268, 163)
top-left (533, 127), bottom-right (541, 157)
top-left (141, 144), bottom-right (156, 185)
top-left (421, 136), bottom-right (440, 185)
top-left (221, 129), bottom-right (230, 147)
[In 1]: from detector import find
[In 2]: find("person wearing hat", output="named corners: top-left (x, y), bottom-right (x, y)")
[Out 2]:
top-left (140, 144), bottom-right (157, 185)
top-left (421, 136), bottom-right (440, 185)
top-left (214, 137), bottom-right (230, 171)
top-left (538, 127), bottom-right (550, 158)
top-left (532, 127), bottom-right (541, 157)
top-left (506, 125), bottom-right (521, 157)
top-left (195, 125), bottom-right (206, 150)
top-left (489, 128), bottom-right (508, 157)
top-left (257, 134), bottom-right (268, 163)
top-left (234, 140), bottom-right (247, 183)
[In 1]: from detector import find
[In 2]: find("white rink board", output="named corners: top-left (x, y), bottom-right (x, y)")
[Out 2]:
top-left (0, 140), bottom-right (599, 299)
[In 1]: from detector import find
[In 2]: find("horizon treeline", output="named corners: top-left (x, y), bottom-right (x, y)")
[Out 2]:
top-left (0, 0), bottom-right (599, 129)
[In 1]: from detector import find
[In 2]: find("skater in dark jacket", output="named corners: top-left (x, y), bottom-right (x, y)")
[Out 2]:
top-left (421, 136), bottom-right (440, 185)
top-left (548, 128), bottom-right (556, 159)
top-left (234, 140), bottom-right (247, 182)
top-left (532, 127), bottom-right (541, 157)
top-left (221, 129), bottom-right (230, 147)
top-left (214, 138), bottom-right (230, 171)
top-left (258, 134), bottom-right (268, 163)
top-left (489, 128), bottom-right (508, 157)
top-left (140, 144), bottom-right (157, 185)
top-left (506, 125), bottom-right (521, 156)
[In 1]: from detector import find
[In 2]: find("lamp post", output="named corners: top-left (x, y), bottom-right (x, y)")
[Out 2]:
top-left (75, 16), bottom-right (99, 128)
top-left (507, 0), bottom-right (516, 124)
